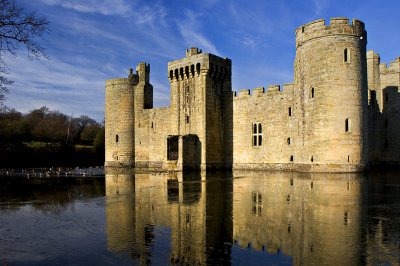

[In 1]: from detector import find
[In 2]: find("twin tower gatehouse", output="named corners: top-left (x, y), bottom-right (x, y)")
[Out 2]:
top-left (105, 17), bottom-right (400, 172)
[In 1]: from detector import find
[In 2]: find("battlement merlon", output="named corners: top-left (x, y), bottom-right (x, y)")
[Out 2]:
top-left (233, 83), bottom-right (294, 98)
top-left (367, 50), bottom-right (380, 62)
top-left (168, 47), bottom-right (231, 81)
top-left (295, 17), bottom-right (366, 48)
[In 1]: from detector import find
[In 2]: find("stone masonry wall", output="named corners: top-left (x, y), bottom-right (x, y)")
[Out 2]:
top-left (232, 84), bottom-right (295, 170)
top-left (105, 78), bottom-right (134, 167)
top-left (368, 53), bottom-right (400, 163)
top-left (293, 18), bottom-right (368, 171)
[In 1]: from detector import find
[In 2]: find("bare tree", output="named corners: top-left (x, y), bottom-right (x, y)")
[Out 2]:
top-left (0, 0), bottom-right (49, 101)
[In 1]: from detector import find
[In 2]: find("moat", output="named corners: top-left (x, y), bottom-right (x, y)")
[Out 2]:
top-left (1, 170), bottom-right (399, 265)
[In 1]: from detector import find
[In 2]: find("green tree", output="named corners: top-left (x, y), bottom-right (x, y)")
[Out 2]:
top-left (93, 127), bottom-right (105, 153)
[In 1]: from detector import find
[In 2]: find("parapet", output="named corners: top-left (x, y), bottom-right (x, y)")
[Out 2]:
top-left (168, 48), bottom-right (231, 81)
top-left (379, 57), bottom-right (400, 74)
top-left (233, 83), bottom-right (294, 98)
top-left (186, 47), bottom-right (202, 57)
top-left (295, 17), bottom-right (366, 47)
top-left (106, 78), bottom-right (129, 87)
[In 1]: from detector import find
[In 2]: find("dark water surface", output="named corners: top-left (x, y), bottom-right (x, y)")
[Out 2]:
top-left (1, 170), bottom-right (399, 265)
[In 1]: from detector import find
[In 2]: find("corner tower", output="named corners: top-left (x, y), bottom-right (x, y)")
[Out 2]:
top-left (294, 18), bottom-right (368, 171)
top-left (105, 63), bottom-right (153, 167)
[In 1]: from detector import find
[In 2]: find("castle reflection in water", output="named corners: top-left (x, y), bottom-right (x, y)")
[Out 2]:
top-left (105, 168), bottom-right (400, 265)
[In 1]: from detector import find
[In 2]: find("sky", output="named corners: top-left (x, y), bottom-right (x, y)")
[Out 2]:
top-left (3, 0), bottom-right (400, 122)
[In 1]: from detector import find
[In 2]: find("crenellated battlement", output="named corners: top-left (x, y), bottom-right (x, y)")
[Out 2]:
top-left (295, 17), bottom-right (366, 48)
top-left (379, 57), bottom-right (400, 74)
top-left (168, 48), bottom-right (231, 82)
top-left (105, 78), bottom-right (129, 87)
top-left (233, 83), bottom-right (294, 98)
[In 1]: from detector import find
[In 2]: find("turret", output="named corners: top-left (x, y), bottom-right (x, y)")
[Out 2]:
top-left (293, 18), bottom-right (368, 171)
top-left (134, 62), bottom-right (153, 109)
top-left (105, 75), bottom-right (135, 167)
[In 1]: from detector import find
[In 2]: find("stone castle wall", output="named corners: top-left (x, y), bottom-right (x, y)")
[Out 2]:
top-left (232, 84), bottom-right (295, 170)
top-left (105, 17), bottom-right (400, 172)
top-left (367, 51), bottom-right (400, 163)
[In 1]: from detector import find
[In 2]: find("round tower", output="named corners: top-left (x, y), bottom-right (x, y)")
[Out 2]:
top-left (293, 17), bottom-right (368, 171)
top-left (105, 76), bottom-right (135, 167)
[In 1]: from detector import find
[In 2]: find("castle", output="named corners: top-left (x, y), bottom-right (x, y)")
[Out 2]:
top-left (105, 17), bottom-right (400, 172)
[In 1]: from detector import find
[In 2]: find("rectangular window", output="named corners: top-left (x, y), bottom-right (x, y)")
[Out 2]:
top-left (288, 107), bottom-right (292, 116)
top-left (345, 118), bottom-right (349, 132)
top-left (252, 122), bottom-right (263, 147)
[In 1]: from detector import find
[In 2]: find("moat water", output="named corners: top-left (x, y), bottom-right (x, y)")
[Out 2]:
top-left (1, 169), bottom-right (399, 265)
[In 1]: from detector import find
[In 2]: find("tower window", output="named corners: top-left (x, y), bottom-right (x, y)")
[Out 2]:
top-left (287, 138), bottom-right (291, 145)
top-left (345, 118), bottom-right (350, 132)
top-left (252, 122), bottom-right (262, 147)
top-left (311, 156), bottom-right (314, 162)
top-left (290, 155), bottom-right (294, 162)
top-left (196, 63), bottom-right (200, 76)
top-left (344, 48), bottom-right (348, 63)
top-left (185, 66), bottom-right (189, 78)
top-left (115, 134), bottom-right (119, 143)
top-left (190, 64), bottom-right (195, 76)
top-left (311, 87), bottom-right (315, 98)
top-left (186, 115), bottom-right (190, 124)
top-left (288, 107), bottom-right (292, 116)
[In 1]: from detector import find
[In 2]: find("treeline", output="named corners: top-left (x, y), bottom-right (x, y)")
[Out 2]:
top-left (0, 106), bottom-right (104, 168)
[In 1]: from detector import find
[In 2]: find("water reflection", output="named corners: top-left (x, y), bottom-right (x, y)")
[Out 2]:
top-left (2, 170), bottom-right (398, 264)
top-left (0, 176), bottom-right (104, 214)
top-left (105, 169), bottom-right (400, 265)
top-left (105, 169), bottom-right (232, 265)
top-left (232, 171), bottom-right (365, 265)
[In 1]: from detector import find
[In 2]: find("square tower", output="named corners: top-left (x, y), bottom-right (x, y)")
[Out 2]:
top-left (168, 48), bottom-right (232, 170)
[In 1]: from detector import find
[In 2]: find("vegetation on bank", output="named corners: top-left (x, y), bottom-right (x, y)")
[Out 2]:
top-left (0, 106), bottom-right (104, 168)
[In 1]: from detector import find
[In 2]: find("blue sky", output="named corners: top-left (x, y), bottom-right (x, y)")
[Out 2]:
top-left (4, 0), bottom-right (400, 121)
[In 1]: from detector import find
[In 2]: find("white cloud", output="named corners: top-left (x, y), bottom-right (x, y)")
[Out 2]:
top-left (3, 54), bottom-right (106, 121)
top-left (40, 0), bottom-right (132, 16)
top-left (312, 0), bottom-right (329, 15)
top-left (177, 10), bottom-right (220, 55)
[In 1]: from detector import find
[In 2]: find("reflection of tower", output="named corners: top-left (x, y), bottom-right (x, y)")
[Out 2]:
top-left (105, 168), bottom-right (137, 257)
top-left (169, 172), bottom-right (206, 264)
top-left (104, 169), bottom-right (233, 264)
top-left (232, 170), bottom-right (365, 265)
